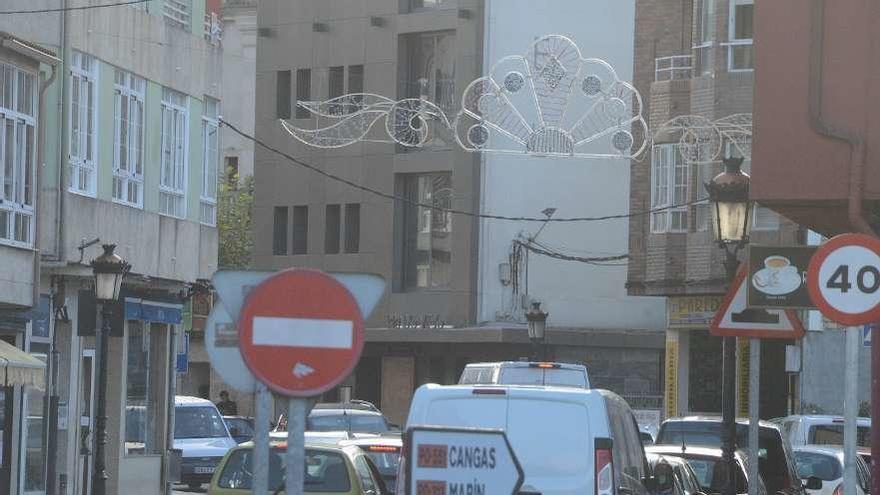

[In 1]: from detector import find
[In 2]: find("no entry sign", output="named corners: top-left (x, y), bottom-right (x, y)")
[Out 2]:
top-left (237, 269), bottom-right (365, 397)
top-left (807, 233), bottom-right (880, 326)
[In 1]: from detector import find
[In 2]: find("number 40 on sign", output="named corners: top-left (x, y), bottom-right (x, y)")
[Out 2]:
top-left (807, 233), bottom-right (880, 326)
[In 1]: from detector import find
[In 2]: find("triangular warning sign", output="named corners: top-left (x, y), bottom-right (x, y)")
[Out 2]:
top-left (710, 266), bottom-right (806, 339)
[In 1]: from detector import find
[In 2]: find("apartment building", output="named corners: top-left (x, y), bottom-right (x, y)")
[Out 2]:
top-left (0, 1), bottom-right (222, 494)
top-left (627, 0), bottom-right (802, 419)
top-left (254, 0), bottom-right (666, 425)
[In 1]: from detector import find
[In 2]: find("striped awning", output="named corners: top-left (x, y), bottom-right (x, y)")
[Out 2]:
top-left (0, 339), bottom-right (45, 390)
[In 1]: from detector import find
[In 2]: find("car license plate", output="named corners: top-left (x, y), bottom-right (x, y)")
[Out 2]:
top-left (194, 466), bottom-right (215, 474)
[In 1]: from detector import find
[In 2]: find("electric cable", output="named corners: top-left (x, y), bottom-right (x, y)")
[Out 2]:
top-left (0, 0), bottom-right (150, 15)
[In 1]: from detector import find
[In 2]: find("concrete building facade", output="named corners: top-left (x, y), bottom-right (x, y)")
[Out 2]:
top-left (0, 1), bottom-right (222, 494)
top-left (254, 0), bottom-right (667, 426)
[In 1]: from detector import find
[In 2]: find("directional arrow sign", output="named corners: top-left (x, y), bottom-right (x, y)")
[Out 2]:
top-left (710, 265), bottom-right (806, 339)
top-left (406, 426), bottom-right (524, 495)
top-left (204, 304), bottom-right (256, 393)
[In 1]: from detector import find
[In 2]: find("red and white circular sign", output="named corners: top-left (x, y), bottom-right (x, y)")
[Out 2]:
top-left (237, 269), bottom-right (365, 397)
top-left (807, 233), bottom-right (880, 326)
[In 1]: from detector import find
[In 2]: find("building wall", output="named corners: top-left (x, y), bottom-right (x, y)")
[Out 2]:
top-left (476, 0), bottom-right (666, 331)
top-left (220, 0), bottom-right (258, 180)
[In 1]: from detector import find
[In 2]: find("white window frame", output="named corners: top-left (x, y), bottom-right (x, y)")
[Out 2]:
top-left (69, 51), bottom-right (98, 197)
top-left (0, 63), bottom-right (37, 248)
top-left (725, 0), bottom-right (754, 72)
top-left (200, 97), bottom-right (219, 226)
top-left (112, 69), bottom-right (146, 208)
top-left (159, 88), bottom-right (188, 219)
top-left (650, 144), bottom-right (688, 234)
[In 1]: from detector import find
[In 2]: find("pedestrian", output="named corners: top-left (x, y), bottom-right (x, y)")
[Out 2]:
top-left (216, 390), bottom-right (238, 416)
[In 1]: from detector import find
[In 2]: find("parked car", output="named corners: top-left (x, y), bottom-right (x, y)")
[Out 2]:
top-left (647, 445), bottom-right (766, 495)
top-left (223, 416), bottom-right (255, 444)
top-left (656, 416), bottom-right (803, 495)
top-left (646, 451), bottom-right (705, 495)
top-left (641, 424), bottom-right (657, 445)
top-left (775, 415), bottom-right (872, 464)
top-left (793, 445), bottom-right (872, 495)
top-left (208, 440), bottom-right (388, 494)
top-left (458, 361), bottom-right (590, 388)
top-left (274, 401), bottom-right (394, 435)
top-left (174, 396), bottom-right (238, 490)
top-left (338, 436), bottom-right (402, 493)
top-left (399, 383), bottom-right (650, 495)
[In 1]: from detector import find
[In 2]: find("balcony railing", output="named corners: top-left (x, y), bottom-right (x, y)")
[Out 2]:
top-left (204, 12), bottom-right (222, 45)
top-left (163, 0), bottom-right (191, 30)
top-left (654, 55), bottom-right (692, 82)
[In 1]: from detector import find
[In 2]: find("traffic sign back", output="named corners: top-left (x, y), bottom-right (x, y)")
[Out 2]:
top-left (237, 269), bottom-right (365, 397)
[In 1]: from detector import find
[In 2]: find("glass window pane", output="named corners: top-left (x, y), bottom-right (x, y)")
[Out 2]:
top-left (24, 371), bottom-right (47, 491)
top-left (734, 3), bottom-right (754, 40)
top-left (125, 321), bottom-right (163, 455)
top-left (4, 119), bottom-right (13, 200)
top-left (24, 124), bottom-right (33, 206)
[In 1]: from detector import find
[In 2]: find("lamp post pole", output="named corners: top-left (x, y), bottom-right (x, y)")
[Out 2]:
top-left (705, 157), bottom-right (752, 495)
top-left (89, 244), bottom-right (130, 495)
top-left (525, 302), bottom-right (548, 361)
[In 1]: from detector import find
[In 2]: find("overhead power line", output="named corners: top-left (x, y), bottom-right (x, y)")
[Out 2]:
top-left (0, 0), bottom-right (150, 15)
top-left (515, 239), bottom-right (629, 265)
top-left (220, 118), bottom-right (708, 223)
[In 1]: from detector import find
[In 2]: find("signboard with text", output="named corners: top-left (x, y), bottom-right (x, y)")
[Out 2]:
top-left (406, 426), bottom-right (523, 495)
top-left (747, 246), bottom-right (817, 308)
top-left (667, 296), bottom-right (723, 329)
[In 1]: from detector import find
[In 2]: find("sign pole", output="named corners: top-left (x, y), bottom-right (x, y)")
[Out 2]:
top-left (844, 327), bottom-right (859, 495)
top-left (286, 398), bottom-right (308, 495)
top-left (253, 383), bottom-right (271, 495)
top-left (747, 338), bottom-right (760, 495)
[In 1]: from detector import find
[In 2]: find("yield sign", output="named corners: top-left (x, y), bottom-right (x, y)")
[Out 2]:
top-left (238, 269), bottom-right (365, 397)
top-left (710, 266), bottom-right (806, 339)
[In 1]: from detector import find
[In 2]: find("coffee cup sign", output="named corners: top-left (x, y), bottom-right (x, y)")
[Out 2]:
top-left (807, 234), bottom-right (880, 326)
top-left (755, 256), bottom-right (800, 290)
top-left (747, 246), bottom-right (817, 309)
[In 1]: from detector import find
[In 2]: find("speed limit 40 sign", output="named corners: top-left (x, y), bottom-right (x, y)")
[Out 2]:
top-left (807, 233), bottom-right (880, 326)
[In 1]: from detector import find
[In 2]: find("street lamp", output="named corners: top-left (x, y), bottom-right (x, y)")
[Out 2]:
top-left (705, 156), bottom-right (751, 495)
top-left (525, 301), bottom-right (548, 360)
top-left (90, 244), bottom-right (130, 495)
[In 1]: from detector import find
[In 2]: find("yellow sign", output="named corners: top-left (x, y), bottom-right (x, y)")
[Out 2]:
top-left (737, 337), bottom-right (750, 418)
top-left (665, 338), bottom-right (679, 419)
top-left (667, 296), bottom-right (723, 329)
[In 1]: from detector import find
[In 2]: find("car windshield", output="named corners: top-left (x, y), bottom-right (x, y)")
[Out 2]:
top-left (307, 413), bottom-right (389, 433)
top-left (794, 451), bottom-right (842, 481)
top-left (217, 448), bottom-right (352, 492)
top-left (809, 425), bottom-right (871, 448)
top-left (679, 455), bottom-right (748, 494)
top-left (174, 406), bottom-right (228, 439)
top-left (226, 418), bottom-right (254, 436)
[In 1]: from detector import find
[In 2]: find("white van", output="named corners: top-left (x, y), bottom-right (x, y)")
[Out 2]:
top-left (173, 396), bottom-right (237, 489)
top-left (401, 384), bottom-right (651, 495)
top-left (459, 361), bottom-right (590, 388)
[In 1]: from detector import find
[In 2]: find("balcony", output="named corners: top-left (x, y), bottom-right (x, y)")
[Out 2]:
top-left (204, 12), bottom-right (222, 45)
top-left (654, 55), bottom-right (692, 82)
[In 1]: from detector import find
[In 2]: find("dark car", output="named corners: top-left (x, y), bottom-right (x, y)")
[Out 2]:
top-left (656, 416), bottom-right (803, 495)
top-left (646, 451), bottom-right (706, 495)
top-left (274, 400), bottom-right (394, 434)
top-left (223, 416), bottom-right (255, 444)
top-left (647, 445), bottom-right (767, 495)
top-left (338, 436), bottom-right (402, 493)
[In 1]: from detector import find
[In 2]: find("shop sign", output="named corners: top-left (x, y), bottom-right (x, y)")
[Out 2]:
top-left (667, 296), bottom-right (722, 329)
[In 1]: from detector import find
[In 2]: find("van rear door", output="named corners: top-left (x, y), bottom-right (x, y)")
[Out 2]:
top-left (506, 388), bottom-right (595, 495)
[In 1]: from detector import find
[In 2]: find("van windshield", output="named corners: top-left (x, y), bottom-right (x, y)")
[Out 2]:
top-left (175, 406), bottom-right (229, 439)
top-left (499, 367), bottom-right (588, 387)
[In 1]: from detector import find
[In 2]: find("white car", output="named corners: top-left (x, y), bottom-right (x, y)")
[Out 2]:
top-left (400, 383), bottom-right (649, 495)
top-left (173, 396), bottom-right (237, 489)
top-left (793, 445), bottom-right (872, 495)
top-left (458, 361), bottom-right (590, 388)
top-left (775, 415), bottom-right (872, 463)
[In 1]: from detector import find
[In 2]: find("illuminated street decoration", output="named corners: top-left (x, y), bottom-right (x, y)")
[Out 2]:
top-left (281, 35), bottom-right (649, 159)
top-left (652, 113), bottom-right (753, 163)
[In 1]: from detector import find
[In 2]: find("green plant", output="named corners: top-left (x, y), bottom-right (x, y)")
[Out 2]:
top-left (218, 171), bottom-right (254, 269)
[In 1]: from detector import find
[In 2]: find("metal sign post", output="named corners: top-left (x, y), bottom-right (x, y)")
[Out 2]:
top-left (253, 383), bottom-right (271, 495)
top-left (286, 398), bottom-right (308, 495)
top-left (844, 327), bottom-right (859, 495)
top-left (747, 338), bottom-right (760, 495)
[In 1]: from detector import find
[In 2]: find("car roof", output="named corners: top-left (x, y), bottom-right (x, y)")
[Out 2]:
top-left (174, 395), bottom-right (215, 407)
top-left (646, 445), bottom-right (747, 460)
top-left (222, 415), bottom-right (252, 420)
top-left (777, 414), bottom-right (871, 424)
top-left (662, 416), bottom-right (779, 428)
top-left (463, 361), bottom-right (587, 370)
top-left (418, 383), bottom-right (604, 395)
top-left (309, 408), bottom-right (383, 417)
top-left (313, 401), bottom-right (379, 411)
top-left (793, 445), bottom-right (847, 460)
top-left (338, 436), bottom-right (403, 448)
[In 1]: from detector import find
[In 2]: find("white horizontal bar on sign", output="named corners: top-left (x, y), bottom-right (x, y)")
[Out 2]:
top-left (252, 316), bottom-right (353, 349)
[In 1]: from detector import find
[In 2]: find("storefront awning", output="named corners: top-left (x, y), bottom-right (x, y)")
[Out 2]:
top-left (0, 339), bottom-right (45, 390)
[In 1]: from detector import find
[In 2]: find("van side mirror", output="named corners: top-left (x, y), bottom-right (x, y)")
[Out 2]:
top-left (805, 477), bottom-right (822, 490)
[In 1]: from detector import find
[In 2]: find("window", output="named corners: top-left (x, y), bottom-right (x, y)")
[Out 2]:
top-left (0, 63), bottom-right (36, 247)
top-left (325, 204), bottom-right (341, 254)
top-left (347, 65), bottom-right (364, 112)
top-left (163, 0), bottom-right (191, 30)
top-left (160, 88), bottom-right (188, 218)
top-left (124, 321), bottom-right (164, 455)
top-left (693, 0), bottom-right (715, 75)
top-left (292, 205), bottom-right (308, 254)
top-left (276, 70), bottom-right (291, 119)
top-left (403, 32), bottom-right (455, 116)
top-left (354, 456), bottom-right (379, 494)
top-left (69, 51), bottom-right (97, 196)
top-left (224, 156), bottom-right (239, 184)
top-left (650, 144), bottom-right (688, 233)
top-left (273, 206), bottom-right (288, 255)
top-left (328, 65), bottom-right (344, 99)
top-left (344, 203), bottom-right (360, 253)
top-left (410, 0), bottom-right (450, 11)
top-left (295, 69), bottom-right (311, 119)
top-left (399, 173), bottom-right (452, 290)
top-left (23, 353), bottom-right (47, 491)
top-left (201, 97), bottom-right (220, 225)
top-left (694, 161), bottom-right (713, 231)
top-left (112, 70), bottom-right (145, 207)
top-left (727, 0), bottom-right (754, 71)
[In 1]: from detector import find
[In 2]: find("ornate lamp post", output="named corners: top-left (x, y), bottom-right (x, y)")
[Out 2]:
top-left (705, 157), bottom-right (752, 495)
top-left (525, 301), bottom-right (548, 360)
top-left (90, 244), bottom-right (130, 495)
